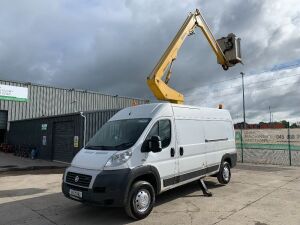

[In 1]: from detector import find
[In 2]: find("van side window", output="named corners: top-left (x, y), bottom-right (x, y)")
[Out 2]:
top-left (147, 122), bottom-right (159, 139)
top-left (146, 120), bottom-right (171, 148)
top-left (159, 120), bottom-right (171, 148)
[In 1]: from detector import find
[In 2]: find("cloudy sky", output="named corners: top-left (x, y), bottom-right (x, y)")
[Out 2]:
top-left (0, 0), bottom-right (300, 123)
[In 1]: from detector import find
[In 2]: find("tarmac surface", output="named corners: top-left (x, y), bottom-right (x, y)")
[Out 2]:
top-left (0, 163), bottom-right (299, 225)
top-left (0, 152), bottom-right (67, 172)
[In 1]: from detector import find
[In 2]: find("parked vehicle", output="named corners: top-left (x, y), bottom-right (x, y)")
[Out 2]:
top-left (62, 103), bottom-right (237, 219)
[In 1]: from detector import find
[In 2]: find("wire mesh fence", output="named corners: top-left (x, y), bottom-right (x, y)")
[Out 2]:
top-left (235, 128), bottom-right (300, 166)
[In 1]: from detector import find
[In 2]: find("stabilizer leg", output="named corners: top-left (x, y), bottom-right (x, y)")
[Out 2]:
top-left (199, 178), bottom-right (212, 197)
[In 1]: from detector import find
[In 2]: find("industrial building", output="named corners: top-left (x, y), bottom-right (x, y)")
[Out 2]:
top-left (8, 109), bottom-right (119, 162)
top-left (0, 79), bottom-right (148, 144)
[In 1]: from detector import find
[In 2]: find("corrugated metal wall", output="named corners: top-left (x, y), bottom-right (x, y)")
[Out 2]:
top-left (9, 113), bottom-right (84, 161)
top-left (84, 109), bottom-right (120, 142)
top-left (0, 79), bottom-right (148, 124)
top-left (8, 109), bottom-right (120, 162)
top-left (0, 111), bottom-right (8, 129)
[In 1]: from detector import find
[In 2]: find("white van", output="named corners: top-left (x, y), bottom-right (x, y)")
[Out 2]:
top-left (62, 103), bottom-right (237, 219)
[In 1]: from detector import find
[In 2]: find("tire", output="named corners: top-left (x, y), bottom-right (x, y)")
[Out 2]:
top-left (217, 161), bottom-right (231, 184)
top-left (124, 181), bottom-right (155, 220)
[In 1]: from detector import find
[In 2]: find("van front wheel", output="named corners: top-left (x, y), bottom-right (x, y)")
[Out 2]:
top-left (125, 181), bottom-right (155, 220)
top-left (217, 161), bottom-right (231, 184)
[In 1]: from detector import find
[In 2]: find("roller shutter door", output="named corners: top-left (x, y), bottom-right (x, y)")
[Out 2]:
top-left (53, 121), bottom-right (74, 162)
top-left (0, 111), bottom-right (8, 129)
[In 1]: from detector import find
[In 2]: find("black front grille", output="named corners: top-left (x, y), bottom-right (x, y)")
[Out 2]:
top-left (66, 172), bottom-right (92, 187)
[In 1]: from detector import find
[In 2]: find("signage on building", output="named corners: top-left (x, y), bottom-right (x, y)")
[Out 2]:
top-left (42, 136), bottom-right (47, 146)
top-left (74, 136), bottom-right (79, 148)
top-left (0, 84), bottom-right (28, 102)
top-left (41, 124), bottom-right (47, 131)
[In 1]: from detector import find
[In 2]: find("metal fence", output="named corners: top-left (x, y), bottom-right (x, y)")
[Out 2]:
top-left (235, 128), bottom-right (300, 166)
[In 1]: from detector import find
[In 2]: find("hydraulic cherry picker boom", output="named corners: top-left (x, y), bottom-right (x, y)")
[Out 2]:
top-left (147, 9), bottom-right (242, 104)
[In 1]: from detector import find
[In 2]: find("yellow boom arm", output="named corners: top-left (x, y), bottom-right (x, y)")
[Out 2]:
top-left (147, 9), bottom-right (242, 104)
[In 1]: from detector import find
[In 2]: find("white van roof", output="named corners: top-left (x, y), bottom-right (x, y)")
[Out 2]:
top-left (110, 103), bottom-right (232, 121)
top-left (110, 103), bottom-right (172, 120)
top-left (172, 104), bottom-right (232, 121)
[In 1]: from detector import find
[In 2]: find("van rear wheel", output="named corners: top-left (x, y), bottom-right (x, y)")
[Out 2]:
top-left (125, 181), bottom-right (155, 220)
top-left (217, 161), bottom-right (231, 184)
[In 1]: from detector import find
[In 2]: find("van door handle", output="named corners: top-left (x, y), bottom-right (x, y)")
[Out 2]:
top-left (170, 148), bottom-right (175, 157)
top-left (179, 147), bottom-right (184, 156)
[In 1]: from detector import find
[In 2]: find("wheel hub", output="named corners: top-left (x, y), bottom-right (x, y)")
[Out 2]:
top-left (223, 167), bottom-right (230, 181)
top-left (134, 189), bottom-right (151, 213)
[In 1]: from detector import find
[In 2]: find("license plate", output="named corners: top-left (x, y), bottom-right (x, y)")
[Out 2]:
top-left (69, 189), bottom-right (82, 199)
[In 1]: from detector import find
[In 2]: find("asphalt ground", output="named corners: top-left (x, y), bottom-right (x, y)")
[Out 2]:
top-left (0, 163), bottom-right (299, 225)
top-left (0, 152), bottom-right (67, 172)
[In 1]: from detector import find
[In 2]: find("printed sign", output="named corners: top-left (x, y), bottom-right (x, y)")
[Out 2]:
top-left (0, 84), bottom-right (28, 102)
top-left (42, 136), bottom-right (47, 146)
top-left (41, 124), bottom-right (47, 131)
top-left (235, 129), bottom-right (300, 151)
top-left (74, 136), bottom-right (79, 148)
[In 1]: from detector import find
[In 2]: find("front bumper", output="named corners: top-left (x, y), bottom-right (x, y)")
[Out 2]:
top-left (62, 168), bottom-right (131, 207)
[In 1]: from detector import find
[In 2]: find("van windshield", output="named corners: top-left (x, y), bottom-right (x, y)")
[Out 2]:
top-left (85, 118), bottom-right (151, 151)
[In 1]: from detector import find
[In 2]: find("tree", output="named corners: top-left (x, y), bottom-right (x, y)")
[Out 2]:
top-left (281, 120), bottom-right (289, 128)
top-left (290, 123), bottom-right (298, 128)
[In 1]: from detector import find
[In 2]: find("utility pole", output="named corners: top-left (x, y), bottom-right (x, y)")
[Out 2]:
top-left (288, 121), bottom-right (291, 166)
top-left (269, 106), bottom-right (272, 124)
top-left (241, 72), bottom-right (246, 128)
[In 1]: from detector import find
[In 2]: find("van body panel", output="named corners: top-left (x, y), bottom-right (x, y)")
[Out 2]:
top-left (175, 119), bottom-right (206, 179)
top-left (71, 149), bottom-right (116, 170)
top-left (203, 120), bottom-right (236, 167)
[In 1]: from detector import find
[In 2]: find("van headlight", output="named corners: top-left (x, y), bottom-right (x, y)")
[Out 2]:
top-left (105, 150), bottom-right (132, 167)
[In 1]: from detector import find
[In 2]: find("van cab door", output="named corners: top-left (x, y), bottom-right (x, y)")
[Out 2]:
top-left (175, 119), bottom-right (207, 183)
top-left (143, 118), bottom-right (177, 190)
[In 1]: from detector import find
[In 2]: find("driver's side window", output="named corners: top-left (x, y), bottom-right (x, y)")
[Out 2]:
top-left (146, 120), bottom-right (171, 148)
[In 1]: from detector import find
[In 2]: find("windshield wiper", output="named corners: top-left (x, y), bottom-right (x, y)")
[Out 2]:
top-left (113, 142), bottom-right (135, 149)
top-left (85, 145), bottom-right (109, 150)
top-left (85, 142), bottom-right (134, 150)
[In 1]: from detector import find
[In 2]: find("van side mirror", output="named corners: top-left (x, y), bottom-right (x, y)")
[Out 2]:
top-left (148, 136), bottom-right (162, 153)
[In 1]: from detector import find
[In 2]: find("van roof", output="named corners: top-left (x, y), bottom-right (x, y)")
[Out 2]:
top-left (172, 103), bottom-right (232, 121)
top-left (110, 103), bottom-right (232, 121)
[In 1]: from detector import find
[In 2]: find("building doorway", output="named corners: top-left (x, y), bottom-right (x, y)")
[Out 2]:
top-left (0, 111), bottom-right (8, 143)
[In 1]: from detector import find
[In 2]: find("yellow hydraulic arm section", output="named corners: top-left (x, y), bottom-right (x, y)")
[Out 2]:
top-left (147, 9), bottom-right (242, 104)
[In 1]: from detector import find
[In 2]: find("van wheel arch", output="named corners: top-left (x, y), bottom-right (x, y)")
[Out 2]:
top-left (123, 166), bottom-right (161, 205)
top-left (221, 154), bottom-right (232, 167)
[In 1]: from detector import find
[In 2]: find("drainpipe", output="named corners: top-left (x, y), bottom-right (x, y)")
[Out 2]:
top-left (80, 112), bottom-right (86, 148)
